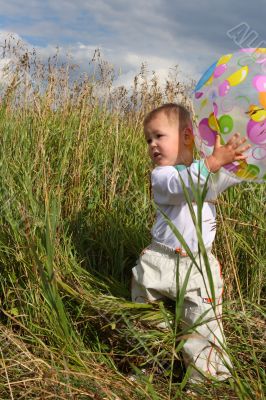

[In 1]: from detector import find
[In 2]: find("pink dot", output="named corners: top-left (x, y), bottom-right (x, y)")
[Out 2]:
top-left (195, 92), bottom-right (203, 99)
top-left (252, 75), bottom-right (266, 92)
top-left (247, 119), bottom-right (266, 144)
top-left (198, 118), bottom-right (217, 146)
top-left (223, 163), bottom-right (239, 173)
top-left (219, 80), bottom-right (230, 97)
top-left (213, 64), bottom-right (227, 78)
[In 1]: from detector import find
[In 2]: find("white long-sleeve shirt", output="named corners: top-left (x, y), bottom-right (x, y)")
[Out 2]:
top-left (151, 160), bottom-right (239, 252)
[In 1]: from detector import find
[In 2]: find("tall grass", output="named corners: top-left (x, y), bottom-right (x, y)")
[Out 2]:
top-left (0, 39), bottom-right (265, 399)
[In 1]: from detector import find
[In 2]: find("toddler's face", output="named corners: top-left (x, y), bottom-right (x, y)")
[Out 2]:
top-left (144, 112), bottom-right (183, 166)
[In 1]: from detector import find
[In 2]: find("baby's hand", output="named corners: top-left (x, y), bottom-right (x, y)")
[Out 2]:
top-left (205, 133), bottom-right (251, 173)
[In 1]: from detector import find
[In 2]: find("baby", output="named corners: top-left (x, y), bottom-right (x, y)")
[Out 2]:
top-left (131, 103), bottom-right (249, 382)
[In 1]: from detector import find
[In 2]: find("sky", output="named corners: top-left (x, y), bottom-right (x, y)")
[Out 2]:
top-left (0, 0), bottom-right (265, 88)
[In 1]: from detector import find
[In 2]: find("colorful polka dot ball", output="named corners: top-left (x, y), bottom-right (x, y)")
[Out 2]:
top-left (193, 48), bottom-right (266, 182)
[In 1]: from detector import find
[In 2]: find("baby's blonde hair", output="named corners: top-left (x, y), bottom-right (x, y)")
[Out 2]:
top-left (143, 103), bottom-right (192, 131)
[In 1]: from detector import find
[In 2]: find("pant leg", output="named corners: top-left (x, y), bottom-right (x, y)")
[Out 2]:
top-left (131, 275), bottom-right (163, 303)
top-left (131, 247), bottom-right (177, 329)
top-left (131, 247), bottom-right (177, 303)
top-left (180, 252), bottom-right (232, 381)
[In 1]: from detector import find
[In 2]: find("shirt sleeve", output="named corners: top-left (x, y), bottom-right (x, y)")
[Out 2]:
top-left (151, 160), bottom-right (241, 205)
top-left (206, 167), bottom-right (241, 198)
top-left (151, 160), bottom-right (211, 205)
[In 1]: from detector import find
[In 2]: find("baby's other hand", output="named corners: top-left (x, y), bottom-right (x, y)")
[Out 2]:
top-left (205, 133), bottom-right (251, 173)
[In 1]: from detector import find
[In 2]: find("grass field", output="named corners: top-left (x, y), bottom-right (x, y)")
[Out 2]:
top-left (0, 44), bottom-right (265, 399)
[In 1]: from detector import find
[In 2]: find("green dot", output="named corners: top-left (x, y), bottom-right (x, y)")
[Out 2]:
top-left (246, 164), bottom-right (260, 178)
top-left (218, 115), bottom-right (234, 134)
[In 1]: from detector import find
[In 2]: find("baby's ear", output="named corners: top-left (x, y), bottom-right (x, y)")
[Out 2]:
top-left (183, 127), bottom-right (194, 146)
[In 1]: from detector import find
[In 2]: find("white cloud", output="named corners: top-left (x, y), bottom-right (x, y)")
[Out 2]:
top-left (0, 0), bottom-right (265, 90)
top-left (0, 31), bottom-right (191, 89)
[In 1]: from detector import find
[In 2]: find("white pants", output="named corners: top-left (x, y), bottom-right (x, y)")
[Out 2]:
top-left (131, 242), bottom-right (232, 381)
